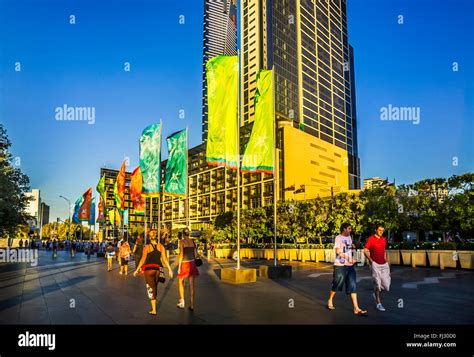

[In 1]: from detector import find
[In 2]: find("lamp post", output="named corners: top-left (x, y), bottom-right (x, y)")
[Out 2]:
top-left (59, 195), bottom-right (71, 242)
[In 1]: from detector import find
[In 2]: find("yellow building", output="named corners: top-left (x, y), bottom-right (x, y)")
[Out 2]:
top-left (282, 124), bottom-right (349, 200)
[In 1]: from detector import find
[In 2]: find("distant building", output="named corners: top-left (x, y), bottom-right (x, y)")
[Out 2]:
top-left (25, 189), bottom-right (41, 228)
top-left (363, 177), bottom-right (388, 190)
top-left (40, 202), bottom-right (50, 226)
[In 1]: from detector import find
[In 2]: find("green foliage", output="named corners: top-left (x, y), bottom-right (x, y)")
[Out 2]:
top-left (0, 124), bottom-right (32, 236)
top-left (207, 172), bottom-right (473, 246)
top-left (41, 220), bottom-right (91, 240)
top-left (435, 242), bottom-right (458, 250)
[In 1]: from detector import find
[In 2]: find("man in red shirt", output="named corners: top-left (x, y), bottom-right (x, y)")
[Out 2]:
top-left (364, 223), bottom-right (391, 311)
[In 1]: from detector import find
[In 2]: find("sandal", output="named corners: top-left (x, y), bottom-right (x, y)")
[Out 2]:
top-left (354, 309), bottom-right (367, 316)
top-left (327, 301), bottom-right (335, 310)
top-left (148, 311), bottom-right (157, 315)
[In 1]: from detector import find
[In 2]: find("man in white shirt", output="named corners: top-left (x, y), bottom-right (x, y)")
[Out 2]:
top-left (327, 222), bottom-right (367, 315)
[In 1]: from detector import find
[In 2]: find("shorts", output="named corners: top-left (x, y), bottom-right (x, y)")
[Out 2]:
top-left (371, 261), bottom-right (391, 291)
top-left (120, 257), bottom-right (129, 266)
top-left (178, 261), bottom-right (199, 279)
top-left (331, 265), bottom-right (357, 294)
top-left (144, 269), bottom-right (159, 300)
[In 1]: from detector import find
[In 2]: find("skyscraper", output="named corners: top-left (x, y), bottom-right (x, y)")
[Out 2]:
top-left (202, 0), bottom-right (238, 142)
top-left (240, 0), bottom-right (361, 191)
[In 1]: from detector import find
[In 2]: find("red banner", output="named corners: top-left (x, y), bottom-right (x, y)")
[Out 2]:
top-left (78, 187), bottom-right (92, 221)
top-left (130, 166), bottom-right (145, 214)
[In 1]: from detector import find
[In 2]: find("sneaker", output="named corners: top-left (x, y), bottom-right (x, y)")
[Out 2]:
top-left (376, 303), bottom-right (386, 311)
top-left (177, 299), bottom-right (185, 309)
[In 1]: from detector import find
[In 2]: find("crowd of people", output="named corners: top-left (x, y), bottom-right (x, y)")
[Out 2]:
top-left (17, 222), bottom-right (392, 318)
top-left (103, 227), bottom-right (201, 316)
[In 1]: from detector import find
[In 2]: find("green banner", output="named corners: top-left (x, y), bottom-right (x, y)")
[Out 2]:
top-left (113, 181), bottom-right (122, 213)
top-left (164, 128), bottom-right (187, 196)
top-left (205, 55), bottom-right (239, 168)
top-left (242, 69), bottom-right (274, 173)
top-left (96, 174), bottom-right (107, 217)
top-left (139, 122), bottom-right (162, 197)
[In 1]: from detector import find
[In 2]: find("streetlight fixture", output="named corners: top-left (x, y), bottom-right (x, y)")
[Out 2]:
top-left (59, 195), bottom-right (71, 242)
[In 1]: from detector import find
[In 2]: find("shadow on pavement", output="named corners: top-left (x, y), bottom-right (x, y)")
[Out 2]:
top-left (0, 275), bottom-right (94, 311)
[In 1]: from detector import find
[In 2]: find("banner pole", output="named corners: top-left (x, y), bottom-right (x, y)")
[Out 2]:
top-left (236, 49), bottom-right (241, 270)
top-left (144, 197), bottom-right (147, 245)
top-left (158, 194), bottom-right (161, 243)
top-left (272, 67), bottom-right (277, 267)
top-left (186, 126), bottom-right (190, 229)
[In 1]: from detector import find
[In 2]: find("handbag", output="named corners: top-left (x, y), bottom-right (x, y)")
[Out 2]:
top-left (193, 241), bottom-right (203, 266)
top-left (158, 266), bottom-right (166, 283)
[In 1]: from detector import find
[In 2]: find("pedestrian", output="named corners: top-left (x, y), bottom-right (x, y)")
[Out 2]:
top-left (133, 235), bottom-right (144, 269)
top-left (106, 242), bottom-right (115, 272)
top-left (118, 238), bottom-right (131, 275)
top-left (176, 228), bottom-right (200, 311)
top-left (133, 230), bottom-right (173, 316)
top-left (364, 223), bottom-right (390, 312)
top-left (52, 238), bottom-right (58, 258)
top-left (327, 222), bottom-right (367, 315)
top-left (19, 239), bottom-right (23, 249)
top-left (71, 240), bottom-right (76, 257)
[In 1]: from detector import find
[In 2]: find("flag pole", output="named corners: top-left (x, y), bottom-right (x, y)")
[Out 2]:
top-left (158, 119), bottom-right (163, 243)
top-left (186, 126), bottom-right (190, 229)
top-left (272, 67), bottom-right (277, 267)
top-left (150, 198), bottom-right (153, 237)
top-left (158, 194), bottom-right (161, 243)
top-left (236, 49), bottom-right (242, 270)
top-left (144, 197), bottom-right (147, 245)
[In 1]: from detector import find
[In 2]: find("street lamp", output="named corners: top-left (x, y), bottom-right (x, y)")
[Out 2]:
top-left (59, 195), bottom-right (71, 242)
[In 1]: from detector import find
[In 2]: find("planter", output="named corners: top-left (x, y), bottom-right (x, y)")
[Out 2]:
top-left (386, 250), bottom-right (401, 265)
top-left (215, 248), bottom-right (234, 259)
top-left (299, 249), bottom-right (311, 262)
top-left (256, 248), bottom-right (265, 259)
top-left (314, 249), bottom-right (325, 262)
top-left (439, 250), bottom-right (458, 269)
top-left (324, 249), bottom-right (335, 263)
top-left (458, 251), bottom-right (474, 270)
top-left (286, 249), bottom-right (298, 261)
top-left (263, 249), bottom-right (274, 260)
top-left (411, 250), bottom-right (427, 267)
top-left (355, 249), bottom-right (366, 266)
top-left (400, 250), bottom-right (412, 266)
top-left (427, 251), bottom-right (440, 267)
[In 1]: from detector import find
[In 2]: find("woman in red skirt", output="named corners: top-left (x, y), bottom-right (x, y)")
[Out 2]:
top-left (176, 228), bottom-right (199, 311)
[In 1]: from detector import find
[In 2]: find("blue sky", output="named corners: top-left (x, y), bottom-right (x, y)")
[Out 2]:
top-left (0, 0), bottom-right (472, 221)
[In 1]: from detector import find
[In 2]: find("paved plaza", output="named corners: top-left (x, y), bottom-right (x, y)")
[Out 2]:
top-left (0, 249), bottom-right (473, 324)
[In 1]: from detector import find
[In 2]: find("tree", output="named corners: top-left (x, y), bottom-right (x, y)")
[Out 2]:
top-left (360, 186), bottom-right (399, 237)
top-left (0, 124), bottom-right (32, 237)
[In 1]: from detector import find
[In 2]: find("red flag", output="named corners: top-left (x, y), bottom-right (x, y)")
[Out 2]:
top-left (130, 166), bottom-right (145, 214)
top-left (117, 160), bottom-right (126, 210)
top-left (97, 196), bottom-right (106, 222)
top-left (78, 187), bottom-right (92, 221)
